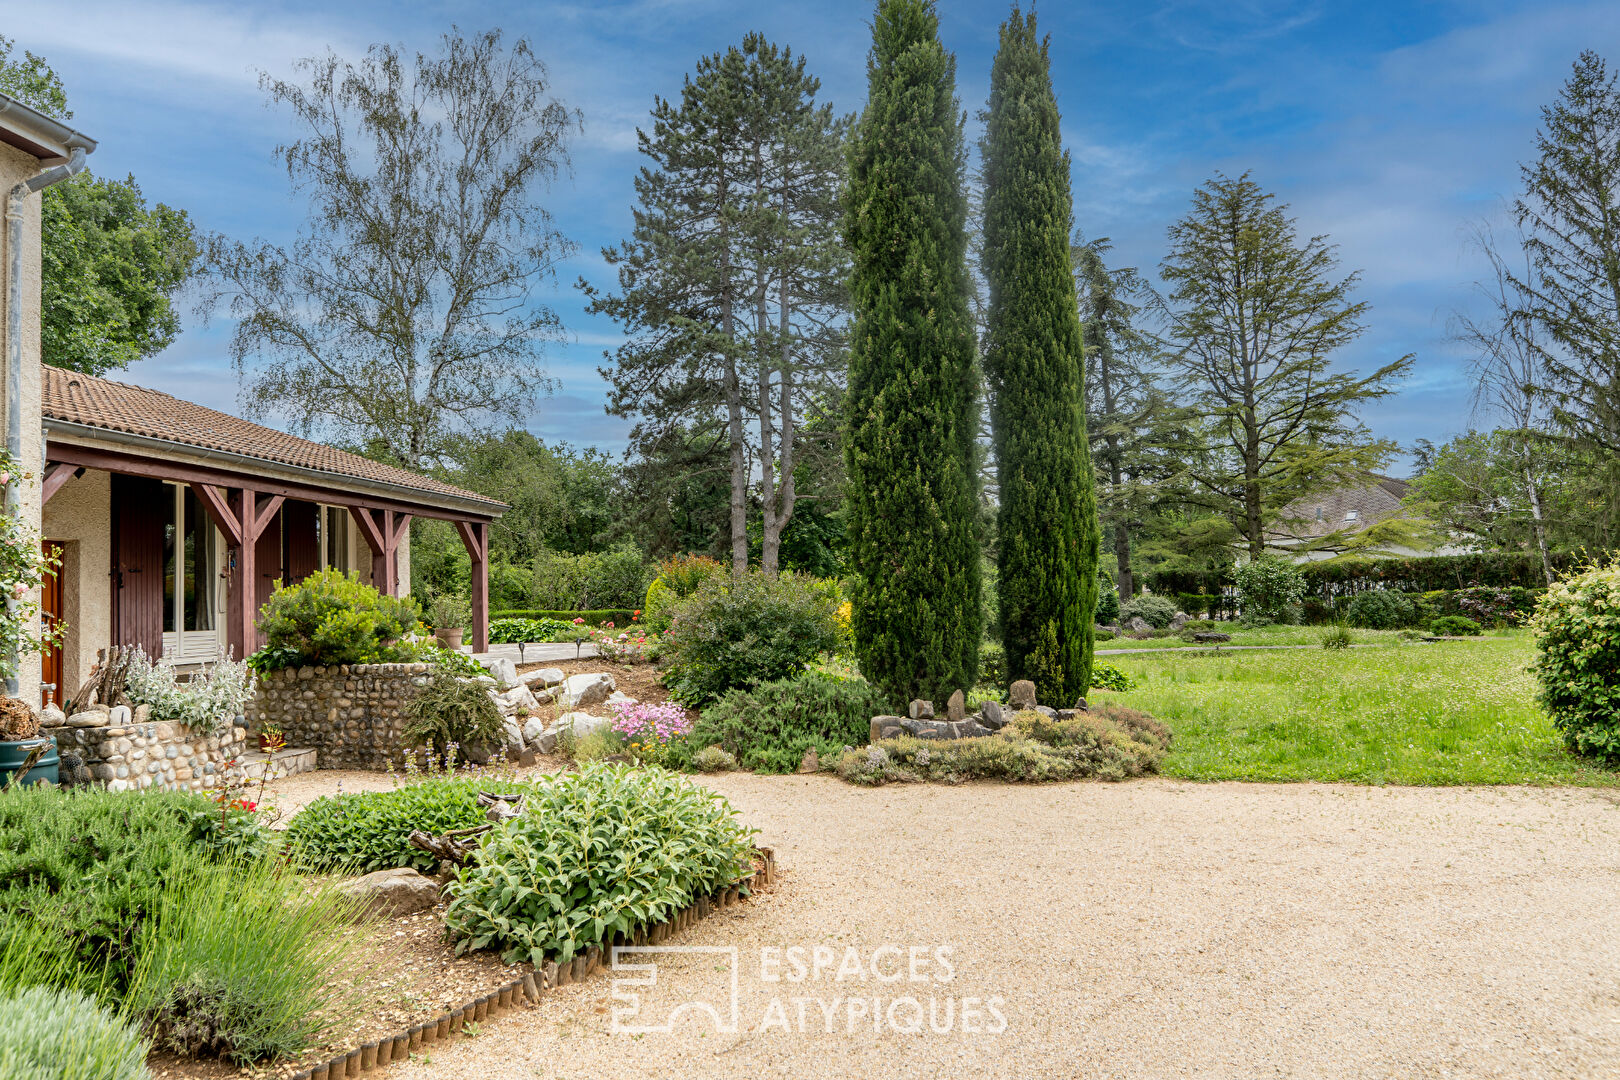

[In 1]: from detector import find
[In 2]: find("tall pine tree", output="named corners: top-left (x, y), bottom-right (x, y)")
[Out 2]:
top-left (845, 0), bottom-right (981, 702)
top-left (980, 9), bottom-right (1096, 704)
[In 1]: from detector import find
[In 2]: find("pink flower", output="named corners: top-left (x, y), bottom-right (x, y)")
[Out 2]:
top-left (572, 617), bottom-right (585, 625)
top-left (0, 472), bottom-right (10, 485)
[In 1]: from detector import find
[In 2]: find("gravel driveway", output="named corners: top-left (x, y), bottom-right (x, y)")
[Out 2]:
top-left (384, 776), bottom-right (1620, 1079)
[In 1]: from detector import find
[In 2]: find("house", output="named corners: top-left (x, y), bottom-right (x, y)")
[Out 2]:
top-left (0, 93), bottom-right (502, 707)
top-left (1266, 475), bottom-right (1459, 562)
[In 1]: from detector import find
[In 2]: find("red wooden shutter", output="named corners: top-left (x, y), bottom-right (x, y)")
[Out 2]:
top-left (111, 475), bottom-right (167, 658)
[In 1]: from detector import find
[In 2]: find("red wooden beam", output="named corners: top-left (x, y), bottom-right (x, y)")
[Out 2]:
top-left (348, 505), bottom-right (386, 555)
top-left (41, 463), bottom-right (80, 504)
top-left (250, 494), bottom-right (285, 540)
top-left (454, 519), bottom-right (489, 653)
top-left (47, 440), bottom-right (498, 525)
top-left (189, 482), bottom-right (242, 547)
top-left (225, 487), bottom-right (258, 662)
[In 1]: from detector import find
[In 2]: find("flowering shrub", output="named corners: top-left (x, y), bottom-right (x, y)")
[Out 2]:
top-left (0, 449), bottom-right (59, 687)
top-left (123, 647), bottom-right (256, 736)
top-left (1531, 558), bottom-right (1620, 762)
top-left (609, 700), bottom-right (692, 765)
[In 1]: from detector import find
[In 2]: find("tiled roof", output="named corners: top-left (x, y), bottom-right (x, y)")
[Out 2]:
top-left (1273, 476), bottom-right (1412, 541)
top-left (41, 365), bottom-right (504, 511)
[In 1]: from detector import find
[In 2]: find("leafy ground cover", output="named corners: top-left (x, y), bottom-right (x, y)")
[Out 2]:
top-left (1107, 632), bottom-right (1618, 785)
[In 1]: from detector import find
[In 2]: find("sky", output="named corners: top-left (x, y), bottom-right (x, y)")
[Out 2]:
top-left (9, 0), bottom-right (1619, 473)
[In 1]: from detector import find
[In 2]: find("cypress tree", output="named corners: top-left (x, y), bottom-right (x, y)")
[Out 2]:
top-left (844, 0), bottom-right (981, 703)
top-left (979, 8), bottom-right (1098, 703)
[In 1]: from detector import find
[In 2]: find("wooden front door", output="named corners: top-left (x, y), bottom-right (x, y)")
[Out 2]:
top-left (111, 474), bottom-right (167, 658)
top-left (40, 540), bottom-right (63, 706)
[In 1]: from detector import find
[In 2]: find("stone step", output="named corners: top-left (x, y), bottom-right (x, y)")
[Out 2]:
top-left (240, 746), bottom-right (317, 780)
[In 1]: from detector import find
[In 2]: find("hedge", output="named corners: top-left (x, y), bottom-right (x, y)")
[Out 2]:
top-left (1147, 552), bottom-right (1593, 601)
top-left (490, 609), bottom-right (636, 627)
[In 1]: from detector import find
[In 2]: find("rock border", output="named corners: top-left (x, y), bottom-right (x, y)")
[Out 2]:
top-left (284, 847), bottom-right (777, 1080)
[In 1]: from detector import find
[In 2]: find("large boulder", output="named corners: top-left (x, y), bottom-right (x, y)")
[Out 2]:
top-left (1008, 680), bottom-right (1038, 710)
top-left (520, 667), bottom-right (567, 689)
top-left (1127, 616), bottom-right (1152, 634)
top-left (337, 867), bottom-right (440, 918)
top-left (604, 691), bottom-right (638, 708)
top-left (945, 690), bottom-right (966, 723)
top-left (1168, 611), bottom-right (1190, 632)
top-left (489, 684), bottom-right (540, 716)
top-left (481, 657), bottom-right (519, 688)
top-left (558, 673), bottom-right (615, 709)
top-left (500, 715), bottom-right (527, 758)
top-left (980, 700), bottom-right (1007, 730)
top-left (531, 712), bottom-right (613, 754)
top-left (869, 715), bottom-right (905, 742)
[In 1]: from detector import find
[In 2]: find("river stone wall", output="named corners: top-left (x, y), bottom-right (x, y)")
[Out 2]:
top-left (45, 704), bottom-right (247, 793)
top-left (249, 663), bottom-right (434, 769)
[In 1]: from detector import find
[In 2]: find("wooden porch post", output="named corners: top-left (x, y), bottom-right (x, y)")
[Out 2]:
top-left (455, 520), bottom-right (489, 653)
top-left (349, 507), bottom-right (411, 596)
top-left (209, 485), bottom-right (283, 661)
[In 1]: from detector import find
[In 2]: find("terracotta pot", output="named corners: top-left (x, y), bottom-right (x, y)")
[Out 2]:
top-left (434, 627), bottom-right (465, 649)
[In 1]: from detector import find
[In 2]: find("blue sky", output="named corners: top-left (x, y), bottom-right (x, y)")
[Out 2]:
top-left (11, 0), bottom-right (1619, 470)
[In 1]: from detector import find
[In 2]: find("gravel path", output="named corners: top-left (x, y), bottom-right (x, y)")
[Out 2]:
top-left (368, 776), bottom-right (1620, 1079)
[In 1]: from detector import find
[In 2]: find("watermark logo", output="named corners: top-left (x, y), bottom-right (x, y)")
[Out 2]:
top-left (609, 944), bottom-right (1006, 1036)
top-left (610, 946), bottom-right (740, 1034)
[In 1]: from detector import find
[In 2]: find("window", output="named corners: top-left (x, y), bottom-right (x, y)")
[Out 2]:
top-left (1315, 506), bottom-right (1323, 522)
top-left (1344, 510), bottom-right (1359, 522)
top-left (161, 484), bottom-right (223, 660)
top-left (321, 505), bottom-right (351, 573)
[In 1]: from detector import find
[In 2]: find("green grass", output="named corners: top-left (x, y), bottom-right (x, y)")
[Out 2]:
top-left (1100, 624), bottom-right (1517, 650)
top-left (1107, 632), bottom-right (1619, 786)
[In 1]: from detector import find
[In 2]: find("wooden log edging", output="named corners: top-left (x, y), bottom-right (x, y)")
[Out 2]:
top-left (284, 847), bottom-right (776, 1079)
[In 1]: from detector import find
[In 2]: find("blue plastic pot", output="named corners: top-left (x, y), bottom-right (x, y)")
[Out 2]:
top-left (0, 735), bottom-right (59, 787)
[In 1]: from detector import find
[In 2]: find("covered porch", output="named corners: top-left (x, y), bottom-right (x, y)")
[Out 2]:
top-left (37, 366), bottom-right (502, 702)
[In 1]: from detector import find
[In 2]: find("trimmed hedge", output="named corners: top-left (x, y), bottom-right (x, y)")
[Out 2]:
top-left (491, 609), bottom-right (636, 627)
top-left (1147, 552), bottom-right (1588, 601)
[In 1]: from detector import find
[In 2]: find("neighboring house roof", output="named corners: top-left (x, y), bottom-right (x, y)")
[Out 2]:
top-left (41, 365), bottom-right (504, 513)
top-left (1271, 476), bottom-right (1412, 543)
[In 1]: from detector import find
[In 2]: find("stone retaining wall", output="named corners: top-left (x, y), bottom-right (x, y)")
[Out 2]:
top-left (249, 663), bottom-right (434, 770)
top-left (46, 706), bottom-right (247, 793)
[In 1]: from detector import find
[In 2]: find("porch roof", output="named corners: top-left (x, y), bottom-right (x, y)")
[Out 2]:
top-left (41, 365), bottom-right (505, 520)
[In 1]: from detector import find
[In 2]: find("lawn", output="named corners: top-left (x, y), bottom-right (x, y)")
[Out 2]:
top-left (1099, 624), bottom-right (1517, 651)
top-left (1106, 632), bottom-right (1619, 786)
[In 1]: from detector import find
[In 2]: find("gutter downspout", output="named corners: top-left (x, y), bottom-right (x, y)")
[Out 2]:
top-left (5, 145), bottom-right (87, 697)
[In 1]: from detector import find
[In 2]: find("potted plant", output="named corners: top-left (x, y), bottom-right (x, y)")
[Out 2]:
top-left (257, 723), bottom-right (285, 753)
top-left (428, 591), bottom-right (473, 650)
top-left (0, 449), bottom-right (61, 787)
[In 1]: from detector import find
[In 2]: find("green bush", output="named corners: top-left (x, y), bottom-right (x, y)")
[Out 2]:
top-left (643, 554), bottom-right (726, 635)
top-left (1096, 570), bottom-right (1120, 624)
top-left (835, 702), bottom-right (1169, 785)
top-left (490, 608), bottom-right (635, 627)
top-left (285, 778), bottom-right (515, 873)
top-left (1119, 593), bottom-right (1178, 629)
top-left (691, 745), bottom-right (736, 772)
top-left (402, 671), bottom-right (506, 766)
top-left (1090, 661), bottom-right (1134, 693)
top-left (529, 545), bottom-right (650, 611)
top-left (977, 642), bottom-right (1006, 689)
top-left (489, 617), bottom-right (575, 644)
top-left (663, 571), bottom-right (842, 707)
top-left (675, 672), bottom-right (892, 774)
top-left (1532, 560), bottom-right (1620, 761)
top-left (1232, 556), bottom-right (1307, 622)
top-left (1429, 615), bottom-right (1482, 637)
top-left (443, 764), bottom-right (756, 964)
top-left (1343, 589), bottom-right (1417, 630)
top-left (1319, 623), bottom-right (1354, 650)
top-left (249, 570), bottom-right (420, 671)
top-left (0, 986), bottom-right (151, 1080)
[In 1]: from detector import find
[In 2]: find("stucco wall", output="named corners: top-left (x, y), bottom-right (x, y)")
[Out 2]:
top-left (0, 142), bottom-right (46, 700)
top-left (42, 467), bottom-right (111, 695)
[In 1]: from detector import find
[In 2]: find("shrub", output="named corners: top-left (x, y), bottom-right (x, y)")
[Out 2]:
top-left (644, 555), bottom-right (726, 634)
top-left (0, 986), bottom-right (151, 1080)
top-left (1231, 556), bottom-right (1306, 622)
top-left (1343, 589), bottom-right (1416, 630)
top-left (401, 671), bottom-right (506, 766)
top-left (676, 672), bottom-right (892, 774)
top-left (443, 764), bottom-right (757, 964)
top-left (122, 648), bottom-right (256, 735)
top-left (489, 617), bottom-right (575, 644)
top-left (1119, 593), bottom-right (1178, 629)
top-left (1320, 623), bottom-right (1353, 650)
top-left (529, 545), bottom-right (650, 611)
top-left (978, 642), bottom-right (1006, 689)
top-left (1096, 570), bottom-right (1120, 624)
top-left (250, 570), bottom-right (420, 670)
top-left (662, 571), bottom-right (842, 707)
top-left (691, 745), bottom-right (736, 772)
top-left (1090, 661), bottom-right (1134, 693)
top-left (1532, 559), bottom-right (1620, 761)
top-left (285, 778), bottom-right (514, 873)
top-left (1430, 615), bottom-right (1482, 637)
top-left (608, 700), bottom-right (693, 767)
top-left (835, 702), bottom-right (1169, 785)
top-left (421, 644), bottom-right (491, 680)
